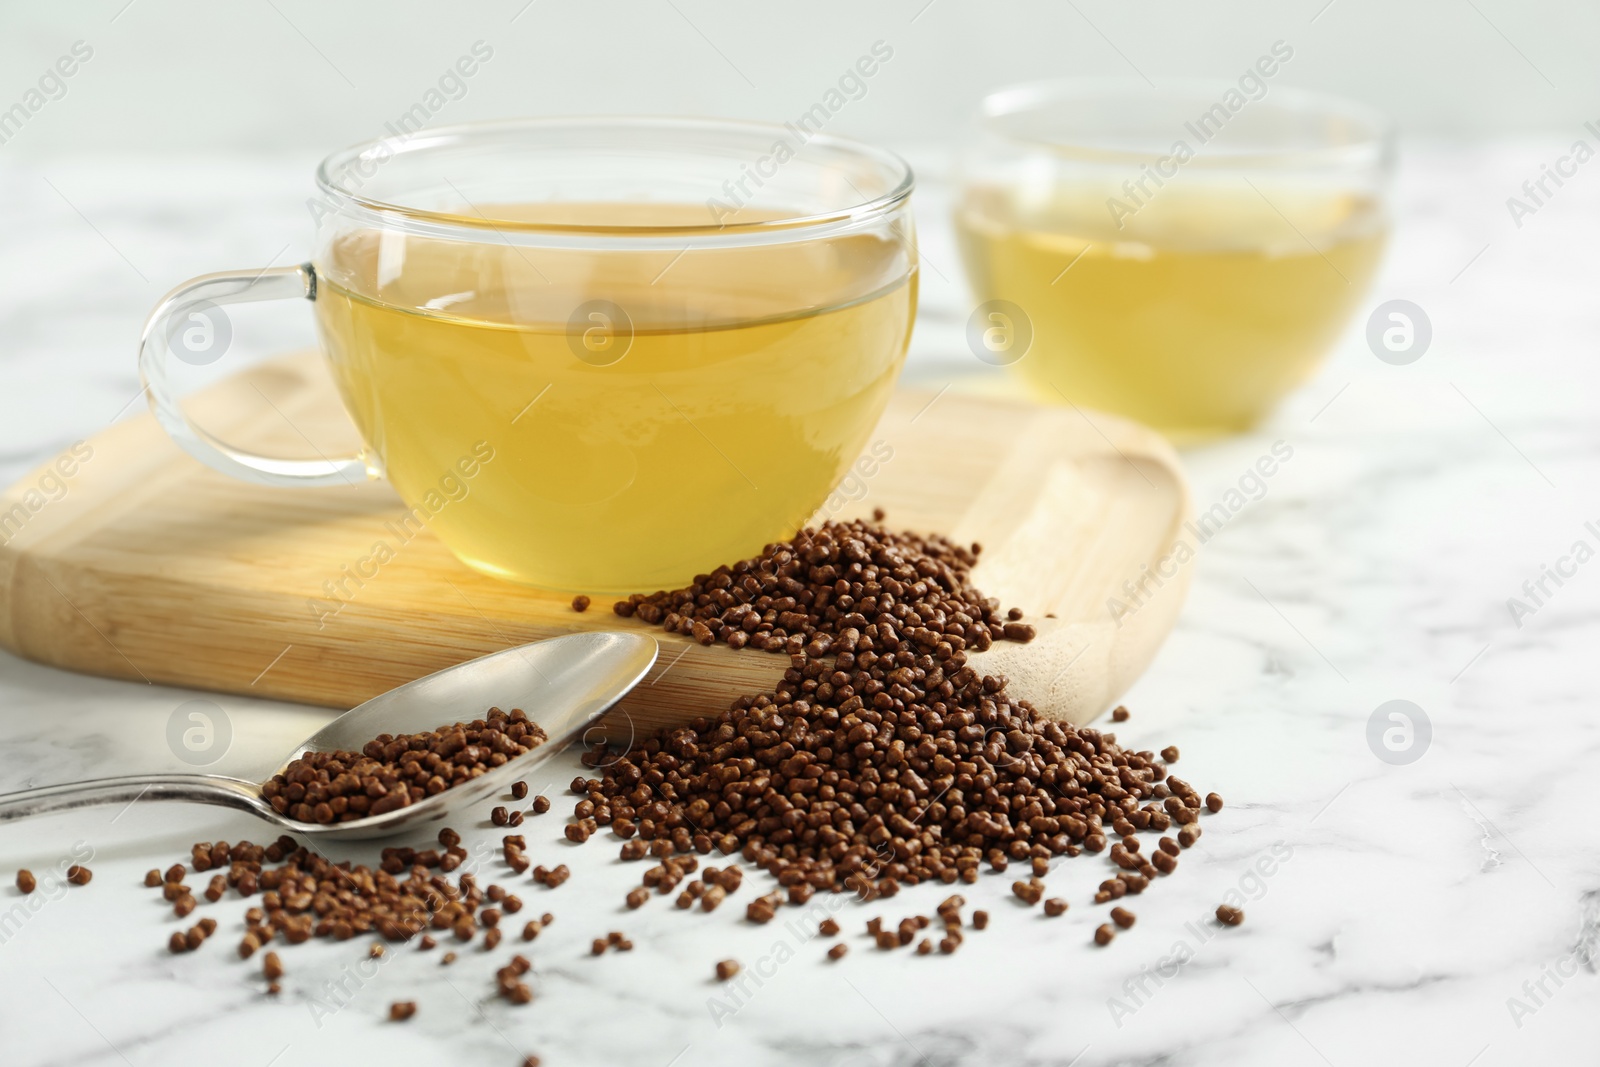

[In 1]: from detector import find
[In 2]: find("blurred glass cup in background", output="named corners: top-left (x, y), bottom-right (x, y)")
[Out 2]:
top-left (955, 79), bottom-right (1395, 441)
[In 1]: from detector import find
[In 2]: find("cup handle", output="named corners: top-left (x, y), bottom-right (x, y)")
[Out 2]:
top-left (137, 262), bottom-right (372, 487)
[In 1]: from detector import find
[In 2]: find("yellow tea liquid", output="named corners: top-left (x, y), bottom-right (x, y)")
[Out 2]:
top-left (956, 183), bottom-right (1385, 438)
top-left (315, 204), bottom-right (915, 592)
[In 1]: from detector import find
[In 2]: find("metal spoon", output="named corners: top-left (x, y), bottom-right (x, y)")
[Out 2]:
top-left (0, 632), bottom-right (657, 842)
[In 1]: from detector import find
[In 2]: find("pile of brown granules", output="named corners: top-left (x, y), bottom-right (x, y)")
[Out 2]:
top-left (148, 824), bottom-right (555, 1059)
top-left (576, 518), bottom-right (1218, 918)
top-left (137, 518), bottom-right (1220, 1049)
top-left (613, 516), bottom-right (1037, 652)
top-left (262, 707), bottom-right (548, 824)
top-left (151, 831), bottom-right (552, 955)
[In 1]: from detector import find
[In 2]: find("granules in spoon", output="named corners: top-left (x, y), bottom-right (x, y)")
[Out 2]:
top-left (261, 707), bottom-right (547, 825)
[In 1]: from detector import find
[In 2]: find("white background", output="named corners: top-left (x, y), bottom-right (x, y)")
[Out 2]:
top-left (0, 0), bottom-right (1594, 160)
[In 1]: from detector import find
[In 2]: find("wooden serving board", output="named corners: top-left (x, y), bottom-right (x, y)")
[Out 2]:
top-left (0, 351), bottom-right (1191, 729)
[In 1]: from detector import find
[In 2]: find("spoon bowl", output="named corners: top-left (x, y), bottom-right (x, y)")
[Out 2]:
top-left (0, 632), bottom-right (658, 841)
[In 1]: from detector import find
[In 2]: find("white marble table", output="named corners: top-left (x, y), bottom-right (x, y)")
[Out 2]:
top-left (0, 144), bottom-right (1596, 1066)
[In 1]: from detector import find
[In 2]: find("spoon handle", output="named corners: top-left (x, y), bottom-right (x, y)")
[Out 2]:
top-left (0, 774), bottom-right (268, 822)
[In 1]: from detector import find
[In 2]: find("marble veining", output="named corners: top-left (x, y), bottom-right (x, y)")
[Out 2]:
top-left (0, 144), bottom-right (1597, 1065)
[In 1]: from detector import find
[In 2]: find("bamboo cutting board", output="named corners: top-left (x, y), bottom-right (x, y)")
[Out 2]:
top-left (0, 351), bottom-right (1191, 729)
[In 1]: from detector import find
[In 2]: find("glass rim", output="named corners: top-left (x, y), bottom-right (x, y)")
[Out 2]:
top-left (314, 115), bottom-right (915, 244)
top-left (976, 78), bottom-right (1395, 170)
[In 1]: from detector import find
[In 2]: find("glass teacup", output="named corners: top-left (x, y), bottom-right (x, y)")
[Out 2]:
top-left (956, 79), bottom-right (1393, 440)
top-left (140, 118), bottom-right (918, 592)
